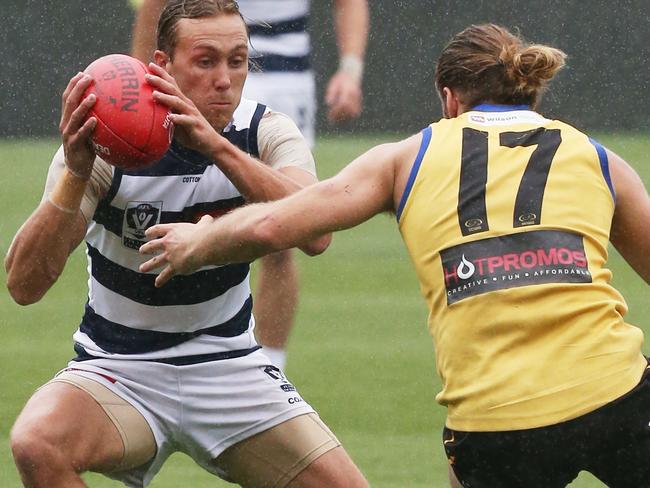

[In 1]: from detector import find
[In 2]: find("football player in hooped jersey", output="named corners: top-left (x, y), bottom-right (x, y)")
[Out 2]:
top-left (5, 1), bottom-right (369, 488)
top-left (141, 24), bottom-right (650, 488)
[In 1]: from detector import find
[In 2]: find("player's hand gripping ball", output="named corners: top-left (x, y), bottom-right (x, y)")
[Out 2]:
top-left (83, 54), bottom-right (173, 169)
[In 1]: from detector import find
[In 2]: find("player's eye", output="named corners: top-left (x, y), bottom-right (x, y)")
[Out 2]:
top-left (230, 56), bottom-right (246, 68)
top-left (197, 58), bottom-right (215, 68)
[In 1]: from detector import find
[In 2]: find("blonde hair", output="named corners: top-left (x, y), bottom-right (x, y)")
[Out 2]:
top-left (435, 24), bottom-right (567, 109)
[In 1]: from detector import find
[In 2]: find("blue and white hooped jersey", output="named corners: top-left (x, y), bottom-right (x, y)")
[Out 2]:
top-left (73, 98), bottom-right (268, 364)
top-left (239, 0), bottom-right (311, 72)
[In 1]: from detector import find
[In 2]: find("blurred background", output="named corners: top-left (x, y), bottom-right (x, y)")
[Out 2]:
top-left (1, 0), bottom-right (649, 139)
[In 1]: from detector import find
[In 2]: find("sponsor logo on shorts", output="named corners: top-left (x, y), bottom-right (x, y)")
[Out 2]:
top-left (262, 365), bottom-right (298, 394)
top-left (263, 365), bottom-right (286, 381)
top-left (440, 229), bottom-right (592, 304)
top-left (288, 397), bottom-right (303, 404)
top-left (122, 201), bottom-right (162, 249)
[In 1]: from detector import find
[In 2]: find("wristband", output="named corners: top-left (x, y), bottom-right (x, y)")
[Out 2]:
top-left (46, 195), bottom-right (77, 215)
top-left (339, 55), bottom-right (364, 82)
top-left (46, 167), bottom-right (88, 215)
top-left (64, 159), bottom-right (92, 181)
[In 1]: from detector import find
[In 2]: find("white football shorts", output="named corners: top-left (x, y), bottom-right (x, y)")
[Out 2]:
top-left (59, 348), bottom-right (314, 487)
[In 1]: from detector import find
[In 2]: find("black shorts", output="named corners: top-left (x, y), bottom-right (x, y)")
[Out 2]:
top-left (443, 365), bottom-right (650, 488)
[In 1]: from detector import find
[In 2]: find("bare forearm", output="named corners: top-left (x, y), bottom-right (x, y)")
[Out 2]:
top-left (208, 141), bottom-right (307, 202)
top-left (333, 0), bottom-right (369, 59)
top-left (5, 171), bottom-right (87, 305)
top-left (6, 205), bottom-right (84, 304)
top-left (200, 213), bottom-right (280, 266)
top-left (131, 0), bottom-right (166, 63)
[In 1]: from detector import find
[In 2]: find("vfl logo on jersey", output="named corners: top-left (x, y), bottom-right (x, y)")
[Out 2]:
top-left (440, 230), bottom-right (592, 305)
top-left (122, 201), bottom-right (162, 249)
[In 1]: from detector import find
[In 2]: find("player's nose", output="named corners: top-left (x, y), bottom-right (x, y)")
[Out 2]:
top-left (212, 62), bottom-right (232, 91)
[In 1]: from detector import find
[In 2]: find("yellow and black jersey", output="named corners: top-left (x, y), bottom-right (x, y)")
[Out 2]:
top-left (397, 104), bottom-right (645, 432)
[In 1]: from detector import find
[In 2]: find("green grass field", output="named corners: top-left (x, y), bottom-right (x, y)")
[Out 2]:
top-left (1, 133), bottom-right (649, 487)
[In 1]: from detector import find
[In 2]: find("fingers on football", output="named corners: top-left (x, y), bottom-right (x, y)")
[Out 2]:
top-left (67, 94), bottom-right (97, 134)
top-left (145, 71), bottom-right (176, 92)
top-left (61, 75), bottom-right (94, 130)
top-left (76, 116), bottom-right (98, 142)
top-left (147, 62), bottom-right (173, 81)
top-left (61, 72), bottom-right (84, 114)
top-left (145, 68), bottom-right (186, 100)
top-left (152, 90), bottom-right (191, 114)
top-left (167, 113), bottom-right (195, 127)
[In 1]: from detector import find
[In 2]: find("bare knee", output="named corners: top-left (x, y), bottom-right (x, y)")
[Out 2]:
top-left (11, 419), bottom-right (72, 476)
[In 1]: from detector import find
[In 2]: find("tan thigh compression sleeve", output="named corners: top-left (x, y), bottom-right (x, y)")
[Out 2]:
top-left (47, 371), bottom-right (156, 471)
top-left (215, 412), bottom-right (340, 488)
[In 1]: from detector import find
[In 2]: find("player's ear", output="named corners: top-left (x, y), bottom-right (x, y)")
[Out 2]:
top-left (442, 87), bottom-right (462, 118)
top-left (153, 50), bottom-right (171, 71)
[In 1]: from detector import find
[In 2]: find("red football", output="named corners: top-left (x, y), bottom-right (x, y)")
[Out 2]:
top-left (83, 54), bottom-right (172, 169)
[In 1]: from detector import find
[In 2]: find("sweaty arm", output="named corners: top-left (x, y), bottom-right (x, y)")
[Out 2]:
top-left (5, 148), bottom-right (109, 305)
top-left (208, 112), bottom-right (317, 203)
top-left (608, 148), bottom-right (650, 283)
top-left (214, 111), bottom-right (329, 255)
top-left (139, 134), bottom-right (423, 287)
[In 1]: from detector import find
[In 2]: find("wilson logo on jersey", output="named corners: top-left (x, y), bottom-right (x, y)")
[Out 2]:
top-left (122, 201), bottom-right (162, 249)
top-left (440, 230), bottom-right (592, 304)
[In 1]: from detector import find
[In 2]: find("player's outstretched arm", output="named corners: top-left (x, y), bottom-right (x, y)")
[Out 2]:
top-left (5, 73), bottom-right (97, 305)
top-left (139, 139), bottom-right (408, 287)
top-left (608, 148), bottom-right (650, 284)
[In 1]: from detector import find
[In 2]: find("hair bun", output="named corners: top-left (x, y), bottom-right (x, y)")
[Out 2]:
top-left (511, 45), bottom-right (567, 91)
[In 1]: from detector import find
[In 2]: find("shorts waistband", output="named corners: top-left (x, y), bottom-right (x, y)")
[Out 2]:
top-left (72, 345), bottom-right (262, 366)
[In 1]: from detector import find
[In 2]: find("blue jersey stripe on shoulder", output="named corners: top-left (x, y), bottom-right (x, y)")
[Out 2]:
top-left (589, 138), bottom-right (616, 202)
top-left (396, 126), bottom-right (432, 222)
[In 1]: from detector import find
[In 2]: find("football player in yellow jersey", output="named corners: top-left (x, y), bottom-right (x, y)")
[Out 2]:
top-left (139, 24), bottom-right (650, 487)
